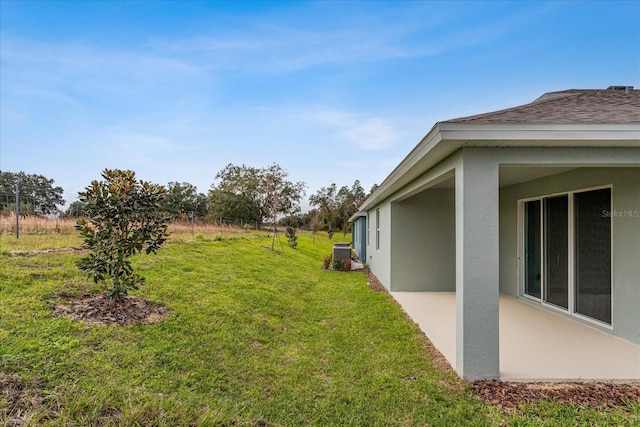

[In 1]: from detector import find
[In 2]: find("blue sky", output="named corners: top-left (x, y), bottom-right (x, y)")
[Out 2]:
top-left (1, 0), bottom-right (639, 210)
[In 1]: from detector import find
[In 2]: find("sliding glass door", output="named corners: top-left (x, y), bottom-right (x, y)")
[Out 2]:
top-left (544, 195), bottom-right (569, 309)
top-left (524, 200), bottom-right (541, 299)
top-left (521, 187), bottom-right (612, 325)
top-left (574, 188), bottom-right (611, 324)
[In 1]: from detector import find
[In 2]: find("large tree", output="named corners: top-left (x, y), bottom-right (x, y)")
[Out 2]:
top-left (259, 164), bottom-right (306, 225)
top-left (336, 180), bottom-right (366, 234)
top-left (309, 180), bottom-right (366, 236)
top-left (161, 181), bottom-right (207, 219)
top-left (309, 183), bottom-right (339, 238)
top-left (208, 164), bottom-right (263, 223)
top-left (207, 163), bottom-right (305, 228)
top-left (309, 180), bottom-right (368, 237)
top-left (0, 171), bottom-right (65, 215)
top-left (64, 200), bottom-right (88, 218)
top-left (258, 163), bottom-right (306, 249)
top-left (76, 169), bottom-right (170, 304)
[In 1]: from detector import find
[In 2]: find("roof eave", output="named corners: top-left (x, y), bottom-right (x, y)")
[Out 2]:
top-left (359, 122), bottom-right (444, 211)
top-left (348, 211), bottom-right (367, 223)
top-left (358, 122), bottom-right (640, 212)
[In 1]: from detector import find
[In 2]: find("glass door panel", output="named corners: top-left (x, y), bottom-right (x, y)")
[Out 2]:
top-left (574, 188), bottom-right (611, 324)
top-left (524, 200), bottom-right (542, 298)
top-left (544, 195), bottom-right (569, 309)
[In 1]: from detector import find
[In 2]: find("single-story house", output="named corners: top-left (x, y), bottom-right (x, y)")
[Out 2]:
top-left (358, 86), bottom-right (640, 381)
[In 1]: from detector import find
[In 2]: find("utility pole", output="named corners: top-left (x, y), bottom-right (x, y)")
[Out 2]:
top-left (15, 182), bottom-right (19, 239)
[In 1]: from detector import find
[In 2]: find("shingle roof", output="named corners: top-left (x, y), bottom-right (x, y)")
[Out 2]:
top-left (444, 87), bottom-right (640, 124)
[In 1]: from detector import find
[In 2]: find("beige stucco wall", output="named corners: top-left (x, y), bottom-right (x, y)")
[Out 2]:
top-left (390, 189), bottom-right (455, 291)
top-left (499, 167), bottom-right (640, 344)
top-left (366, 203), bottom-right (392, 289)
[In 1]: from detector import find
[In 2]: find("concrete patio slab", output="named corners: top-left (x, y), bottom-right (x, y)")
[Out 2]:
top-left (391, 291), bottom-right (640, 381)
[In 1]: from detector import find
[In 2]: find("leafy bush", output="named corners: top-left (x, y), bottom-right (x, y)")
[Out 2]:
top-left (285, 226), bottom-right (298, 249)
top-left (76, 169), bottom-right (170, 304)
top-left (322, 254), bottom-right (331, 270)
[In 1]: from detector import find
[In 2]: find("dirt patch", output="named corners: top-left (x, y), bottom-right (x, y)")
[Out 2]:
top-left (261, 246), bottom-right (282, 254)
top-left (0, 373), bottom-right (58, 426)
top-left (472, 380), bottom-right (640, 412)
top-left (10, 247), bottom-right (88, 257)
top-left (229, 418), bottom-right (276, 427)
top-left (54, 293), bottom-right (169, 326)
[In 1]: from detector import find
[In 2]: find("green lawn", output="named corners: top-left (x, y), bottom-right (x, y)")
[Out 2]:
top-left (1, 232), bottom-right (636, 426)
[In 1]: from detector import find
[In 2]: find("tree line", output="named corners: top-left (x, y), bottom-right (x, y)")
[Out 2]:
top-left (0, 171), bottom-right (65, 216)
top-left (1, 167), bottom-right (376, 234)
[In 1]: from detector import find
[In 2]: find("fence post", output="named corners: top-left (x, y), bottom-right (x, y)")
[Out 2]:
top-left (15, 182), bottom-right (19, 239)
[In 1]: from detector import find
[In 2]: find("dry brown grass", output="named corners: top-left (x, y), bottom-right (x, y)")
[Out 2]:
top-left (169, 219), bottom-right (253, 235)
top-left (0, 214), bottom-right (256, 237)
top-left (0, 213), bottom-right (77, 235)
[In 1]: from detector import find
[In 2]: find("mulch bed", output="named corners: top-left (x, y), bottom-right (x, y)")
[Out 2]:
top-left (362, 267), bottom-right (640, 412)
top-left (363, 266), bottom-right (387, 292)
top-left (472, 380), bottom-right (640, 412)
top-left (54, 293), bottom-right (169, 326)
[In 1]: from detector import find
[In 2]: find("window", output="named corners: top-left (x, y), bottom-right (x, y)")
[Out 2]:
top-left (367, 213), bottom-right (370, 246)
top-left (522, 187), bottom-right (612, 325)
top-left (574, 188), bottom-right (611, 324)
top-left (375, 209), bottom-right (380, 250)
top-left (523, 200), bottom-right (541, 299)
top-left (544, 195), bottom-right (569, 309)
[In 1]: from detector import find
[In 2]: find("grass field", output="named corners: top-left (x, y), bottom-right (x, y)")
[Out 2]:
top-left (0, 214), bottom-right (261, 252)
top-left (1, 229), bottom-right (638, 426)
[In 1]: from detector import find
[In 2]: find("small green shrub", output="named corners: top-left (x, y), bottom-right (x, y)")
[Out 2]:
top-left (285, 226), bottom-right (298, 249)
top-left (76, 169), bottom-right (170, 304)
top-left (332, 258), bottom-right (342, 271)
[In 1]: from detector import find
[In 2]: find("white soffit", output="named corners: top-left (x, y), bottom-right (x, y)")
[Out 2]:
top-left (360, 122), bottom-right (639, 211)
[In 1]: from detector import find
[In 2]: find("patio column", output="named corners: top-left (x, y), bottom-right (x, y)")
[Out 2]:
top-left (455, 149), bottom-right (500, 380)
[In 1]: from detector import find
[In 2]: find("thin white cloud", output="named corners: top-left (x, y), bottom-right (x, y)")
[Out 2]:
top-left (85, 131), bottom-right (178, 170)
top-left (2, 38), bottom-right (199, 76)
top-left (145, 3), bottom-right (552, 75)
top-left (1, 37), bottom-right (201, 99)
top-left (341, 118), bottom-right (398, 151)
top-left (161, 27), bottom-right (421, 74)
top-left (308, 109), bottom-right (401, 151)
